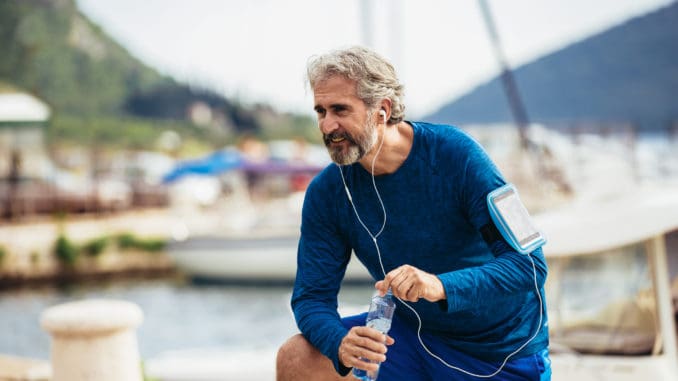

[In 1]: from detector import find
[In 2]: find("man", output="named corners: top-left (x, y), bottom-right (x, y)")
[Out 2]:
top-left (276, 46), bottom-right (551, 380)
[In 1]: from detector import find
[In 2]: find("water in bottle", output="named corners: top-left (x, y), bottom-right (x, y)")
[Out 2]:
top-left (352, 290), bottom-right (396, 381)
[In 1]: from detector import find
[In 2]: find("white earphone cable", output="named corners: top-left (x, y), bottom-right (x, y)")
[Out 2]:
top-left (339, 118), bottom-right (388, 277)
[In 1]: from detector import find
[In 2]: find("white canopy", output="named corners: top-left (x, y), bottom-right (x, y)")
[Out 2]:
top-left (0, 93), bottom-right (51, 123)
top-left (535, 186), bottom-right (678, 257)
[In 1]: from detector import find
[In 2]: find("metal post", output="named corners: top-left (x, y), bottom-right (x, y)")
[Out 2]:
top-left (647, 235), bottom-right (678, 368)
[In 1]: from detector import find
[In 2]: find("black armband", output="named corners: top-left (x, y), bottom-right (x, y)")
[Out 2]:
top-left (480, 222), bottom-right (502, 245)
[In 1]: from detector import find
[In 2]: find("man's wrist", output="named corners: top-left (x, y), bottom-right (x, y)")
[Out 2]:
top-left (432, 275), bottom-right (447, 301)
top-left (337, 343), bottom-right (352, 375)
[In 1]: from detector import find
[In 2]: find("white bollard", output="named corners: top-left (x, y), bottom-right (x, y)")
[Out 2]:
top-left (40, 299), bottom-right (144, 381)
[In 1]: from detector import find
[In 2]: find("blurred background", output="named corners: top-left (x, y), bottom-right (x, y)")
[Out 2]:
top-left (0, 0), bottom-right (677, 380)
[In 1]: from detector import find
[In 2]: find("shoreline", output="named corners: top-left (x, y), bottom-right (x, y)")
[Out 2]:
top-left (0, 263), bottom-right (178, 290)
top-left (0, 208), bottom-right (178, 289)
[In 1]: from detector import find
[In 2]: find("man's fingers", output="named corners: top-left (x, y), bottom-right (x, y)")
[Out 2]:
top-left (378, 264), bottom-right (445, 302)
top-left (376, 268), bottom-right (400, 295)
top-left (352, 327), bottom-right (388, 349)
top-left (341, 329), bottom-right (395, 372)
top-left (387, 267), bottom-right (421, 301)
top-left (405, 282), bottom-right (420, 301)
top-left (382, 267), bottom-right (405, 294)
top-left (341, 327), bottom-right (388, 363)
top-left (395, 277), bottom-right (414, 300)
top-left (349, 326), bottom-right (395, 346)
top-left (351, 356), bottom-right (381, 372)
top-left (374, 280), bottom-right (388, 295)
top-left (340, 345), bottom-right (380, 371)
top-left (344, 343), bottom-right (387, 364)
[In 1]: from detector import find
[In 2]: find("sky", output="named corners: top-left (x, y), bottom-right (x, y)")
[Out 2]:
top-left (76, 0), bottom-right (673, 119)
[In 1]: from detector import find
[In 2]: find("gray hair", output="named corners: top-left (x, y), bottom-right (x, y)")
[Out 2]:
top-left (306, 46), bottom-right (405, 124)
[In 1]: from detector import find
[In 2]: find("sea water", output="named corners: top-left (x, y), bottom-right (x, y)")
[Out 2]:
top-left (0, 279), bottom-right (373, 360)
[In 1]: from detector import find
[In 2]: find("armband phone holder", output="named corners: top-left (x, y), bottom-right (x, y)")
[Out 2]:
top-left (487, 184), bottom-right (546, 254)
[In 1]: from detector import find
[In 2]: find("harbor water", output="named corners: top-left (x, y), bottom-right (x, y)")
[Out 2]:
top-left (0, 279), bottom-right (374, 362)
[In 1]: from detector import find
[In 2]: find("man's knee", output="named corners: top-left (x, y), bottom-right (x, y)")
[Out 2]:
top-left (277, 334), bottom-right (342, 381)
top-left (277, 334), bottom-right (318, 379)
top-left (277, 334), bottom-right (309, 368)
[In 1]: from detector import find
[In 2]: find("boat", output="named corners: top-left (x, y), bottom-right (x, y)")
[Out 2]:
top-left (537, 187), bottom-right (678, 380)
top-left (168, 233), bottom-right (372, 284)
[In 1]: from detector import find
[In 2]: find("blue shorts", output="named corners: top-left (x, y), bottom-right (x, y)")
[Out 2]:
top-left (342, 313), bottom-right (551, 381)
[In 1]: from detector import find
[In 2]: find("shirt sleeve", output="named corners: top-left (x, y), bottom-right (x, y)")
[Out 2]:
top-left (437, 135), bottom-right (548, 314)
top-left (290, 176), bottom-right (353, 375)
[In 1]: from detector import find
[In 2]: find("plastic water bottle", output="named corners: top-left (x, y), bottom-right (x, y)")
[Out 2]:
top-left (352, 289), bottom-right (396, 381)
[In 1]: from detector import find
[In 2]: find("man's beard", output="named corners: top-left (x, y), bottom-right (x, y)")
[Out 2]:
top-left (323, 116), bottom-right (378, 165)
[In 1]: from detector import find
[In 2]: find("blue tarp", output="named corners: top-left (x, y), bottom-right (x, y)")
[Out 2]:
top-left (162, 150), bottom-right (243, 184)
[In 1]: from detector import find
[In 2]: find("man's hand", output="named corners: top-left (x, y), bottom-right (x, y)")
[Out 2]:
top-left (375, 265), bottom-right (446, 302)
top-left (338, 326), bottom-right (395, 371)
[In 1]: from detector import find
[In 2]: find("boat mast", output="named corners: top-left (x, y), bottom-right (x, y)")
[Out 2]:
top-left (477, 0), bottom-right (571, 195)
top-left (477, 0), bottom-right (530, 149)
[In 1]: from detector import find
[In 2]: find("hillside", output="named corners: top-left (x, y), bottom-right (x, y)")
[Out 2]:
top-left (1, 0), bottom-right (157, 116)
top-left (0, 0), bottom-right (317, 151)
top-left (426, 3), bottom-right (678, 129)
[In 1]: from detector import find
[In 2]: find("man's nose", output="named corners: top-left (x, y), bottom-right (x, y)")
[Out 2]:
top-left (319, 114), bottom-right (339, 135)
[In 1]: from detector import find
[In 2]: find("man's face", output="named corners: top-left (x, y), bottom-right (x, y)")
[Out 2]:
top-left (313, 76), bottom-right (378, 165)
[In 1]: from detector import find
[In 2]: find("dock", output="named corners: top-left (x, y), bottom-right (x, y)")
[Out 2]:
top-left (0, 354), bottom-right (50, 381)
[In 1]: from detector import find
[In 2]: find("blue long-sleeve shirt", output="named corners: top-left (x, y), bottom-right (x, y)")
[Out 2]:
top-left (291, 121), bottom-right (549, 374)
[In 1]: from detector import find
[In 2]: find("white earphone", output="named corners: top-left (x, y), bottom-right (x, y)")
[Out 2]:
top-left (379, 109), bottom-right (386, 123)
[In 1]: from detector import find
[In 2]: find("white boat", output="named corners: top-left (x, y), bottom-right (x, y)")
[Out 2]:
top-left (537, 187), bottom-right (678, 380)
top-left (168, 233), bottom-right (372, 284)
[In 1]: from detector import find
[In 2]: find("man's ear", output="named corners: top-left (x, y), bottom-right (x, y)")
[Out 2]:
top-left (379, 99), bottom-right (392, 124)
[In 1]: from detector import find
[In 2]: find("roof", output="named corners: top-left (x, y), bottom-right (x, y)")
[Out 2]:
top-left (534, 186), bottom-right (678, 257)
top-left (0, 93), bottom-right (51, 123)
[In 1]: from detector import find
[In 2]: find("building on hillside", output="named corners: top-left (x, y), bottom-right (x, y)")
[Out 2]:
top-left (0, 91), bottom-right (51, 219)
